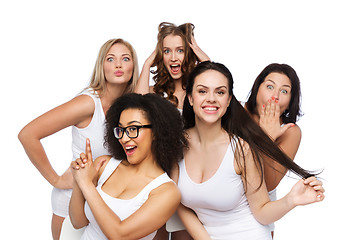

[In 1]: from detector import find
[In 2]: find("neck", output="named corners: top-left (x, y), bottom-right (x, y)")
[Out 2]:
top-left (174, 78), bottom-right (183, 91)
top-left (193, 118), bottom-right (226, 146)
top-left (101, 83), bottom-right (128, 114)
top-left (126, 156), bottom-right (164, 178)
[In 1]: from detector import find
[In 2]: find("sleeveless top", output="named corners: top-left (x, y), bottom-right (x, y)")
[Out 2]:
top-left (71, 89), bottom-right (110, 161)
top-left (81, 157), bottom-right (174, 240)
top-left (177, 141), bottom-right (272, 240)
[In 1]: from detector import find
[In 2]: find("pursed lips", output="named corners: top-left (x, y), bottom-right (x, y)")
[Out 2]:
top-left (114, 70), bottom-right (124, 77)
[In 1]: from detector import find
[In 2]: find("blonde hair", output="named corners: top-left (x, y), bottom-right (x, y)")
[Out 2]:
top-left (87, 38), bottom-right (139, 97)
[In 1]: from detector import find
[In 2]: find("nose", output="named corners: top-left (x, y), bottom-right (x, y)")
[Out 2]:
top-left (206, 92), bottom-right (216, 103)
top-left (170, 51), bottom-right (177, 61)
top-left (115, 59), bottom-right (122, 68)
top-left (272, 90), bottom-right (279, 101)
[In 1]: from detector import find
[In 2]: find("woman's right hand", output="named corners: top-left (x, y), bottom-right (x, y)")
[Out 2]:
top-left (53, 167), bottom-right (74, 189)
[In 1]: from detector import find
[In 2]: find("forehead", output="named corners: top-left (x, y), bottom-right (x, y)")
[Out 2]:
top-left (194, 70), bottom-right (229, 88)
top-left (163, 34), bottom-right (184, 48)
top-left (107, 43), bottom-right (131, 56)
top-left (119, 108), bottom-right (148, 124)
top-left (264, 72), bottom-right (291, 86)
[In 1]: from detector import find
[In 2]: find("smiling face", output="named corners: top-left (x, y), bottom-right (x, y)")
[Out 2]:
top-left (256, 72), bottom-right (292, 116)
top-left (103, 43), bottom-right (134, 86)
top-left (162, 34), bottom-right (185, 80)
top-left (188, 70), bottom-right (232, 125)
top-left (118, 108), bottom-right (153, 165)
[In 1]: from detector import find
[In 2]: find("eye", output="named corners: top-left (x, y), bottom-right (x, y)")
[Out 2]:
top-left (198, 89), bottom-right (207, 94)
top-left (267, 85), bottom-right (274, 90)
top-left (163, 49), bottom-right (170, 54)
top-left (281, 89), bottom-right (289, 94)
top-left (128, 126), bottom-right (138, 133)
top-left (178, 49), bottom-right (184, 53)
top-left (107, 57), bottom-right (114, 62)
top-left (123, 57), bottom-right (131, 62)
top-left (217, 90), bottom-right (226, 95)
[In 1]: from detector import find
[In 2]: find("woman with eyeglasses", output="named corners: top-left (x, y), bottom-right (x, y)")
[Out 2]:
top-left (69, 93), bottom-right (187, 240)
top-left (18, 38), bottom-right (139, 240)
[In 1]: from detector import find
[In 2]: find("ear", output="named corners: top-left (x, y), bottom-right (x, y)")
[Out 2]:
top-left (228, 95), bottom-right (232, 106)
top-left (188, 94), bottom-right (193, 106)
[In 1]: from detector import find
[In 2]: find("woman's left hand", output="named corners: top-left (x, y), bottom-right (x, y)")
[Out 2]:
top-left (71, 138), bottom-right (106, 187)
top-left (288, 176), bottom-right (325, 207)
top-left (189, 34), bottom-right (210, 62)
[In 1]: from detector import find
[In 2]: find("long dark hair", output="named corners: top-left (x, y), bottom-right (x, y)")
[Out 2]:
top-left (183, 61), bottom-right (314, 190)
top-left (246, 63), bottom-right (303, 123)
top-left (104, 93), bottom-right (187, 174)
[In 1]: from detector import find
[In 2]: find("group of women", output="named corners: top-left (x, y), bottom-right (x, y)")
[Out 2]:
top-left (18, 22), bottom-right (325, 240)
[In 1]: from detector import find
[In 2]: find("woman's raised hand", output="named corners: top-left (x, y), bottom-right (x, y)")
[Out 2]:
top-left (259, 97), bottom-right (294, 141)
top-left (71, 138), bottom-right (106, 187)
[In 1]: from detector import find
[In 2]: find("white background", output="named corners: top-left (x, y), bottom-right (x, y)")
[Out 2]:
top-left (1, 0), bottom-right (356, 239)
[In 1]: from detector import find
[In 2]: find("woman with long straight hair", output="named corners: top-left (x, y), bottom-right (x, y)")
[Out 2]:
top-left (172, 61), bottom-right (324, 239)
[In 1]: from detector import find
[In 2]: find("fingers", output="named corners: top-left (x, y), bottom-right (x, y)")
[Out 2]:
top-left (85, 138), bottom-right (93, 163)
top-left (304, 176), bottom-right (325, 201)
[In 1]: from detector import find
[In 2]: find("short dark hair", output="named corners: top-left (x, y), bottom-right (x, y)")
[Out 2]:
top-left (246, 63), bottom-right (303, 123)
top-left (104, 93), bottom-right (187, 173)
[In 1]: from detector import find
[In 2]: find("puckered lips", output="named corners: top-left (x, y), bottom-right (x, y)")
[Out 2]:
top-left (114, 70), bottom-right (124, 77)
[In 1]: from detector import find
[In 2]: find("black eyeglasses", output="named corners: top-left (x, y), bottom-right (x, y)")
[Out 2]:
top-left (113, 125), bottom-right (152, 139)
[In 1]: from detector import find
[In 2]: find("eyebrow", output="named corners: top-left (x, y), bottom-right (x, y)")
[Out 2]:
top-left (265, 79), bottom-right (291, 88)
top-left (119, 120), bottom-right (142, 126)
top-left (106, 53), bottom-right (132, 57)
top-left (163, 46), bottom-right (184, 49)
top-left (196, 84), bottom-right (228, 90)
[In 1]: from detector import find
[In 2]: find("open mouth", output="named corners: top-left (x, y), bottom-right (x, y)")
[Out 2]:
top-left (202, 106), bottom-right (219, 113)
top-left (170, 64), bottom-right (181, 74)
top-left (125, 145), bottom-right (137, 156)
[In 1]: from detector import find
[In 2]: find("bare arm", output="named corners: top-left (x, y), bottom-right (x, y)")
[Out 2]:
top-left (259, 98), bottom-right (302, 191)
top-left (242, 144), bottom-right (324, 225)
top-left (18, 94), bottom-right (95, 189)
top-left (170, 163), bottom-right (211, 240)
top-left (73, 140), bottom-right (180, 239)
top-left (189, 34), bottom-right (210, 62)
top-left (69, 153), bottom-right (111, 229)
top-left (135, 50), bottom-right (156, 94)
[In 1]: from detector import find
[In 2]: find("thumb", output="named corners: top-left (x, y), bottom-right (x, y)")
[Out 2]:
top-left (95, 158), bottom-right (107, 172)
top-left (281, 123), bottom-right (295, 134)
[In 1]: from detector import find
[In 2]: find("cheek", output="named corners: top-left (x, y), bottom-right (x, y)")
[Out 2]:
top-left (279, 97), bottom-right (291, 112)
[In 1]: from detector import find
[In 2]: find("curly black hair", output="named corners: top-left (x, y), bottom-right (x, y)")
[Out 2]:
top-left (104, 93), bottom-right (187, 174)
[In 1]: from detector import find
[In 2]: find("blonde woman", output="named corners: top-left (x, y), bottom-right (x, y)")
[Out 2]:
top-left (18, 38), bottom-right (139, 240)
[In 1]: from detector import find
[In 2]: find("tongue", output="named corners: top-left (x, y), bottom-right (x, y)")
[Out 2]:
top-left (171, 66), bottom-right (180, 74)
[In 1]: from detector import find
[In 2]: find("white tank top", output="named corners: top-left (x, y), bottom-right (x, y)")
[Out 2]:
top-left (81, 157), bottom-right (173, 240)
top-left (177, 141), bottom-right (271, 240)
top-left (71, 89), bottom-right (110, 161)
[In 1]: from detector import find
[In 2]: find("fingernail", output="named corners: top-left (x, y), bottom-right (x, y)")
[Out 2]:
top-left (262, 104), bottom-right (265, 108)
top-left (275, 100), bottom-right (278, 103)
top-left (272, 97), bottom-right (275, 100)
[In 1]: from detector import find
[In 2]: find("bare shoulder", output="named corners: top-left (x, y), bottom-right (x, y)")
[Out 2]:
top-left (150, 180), bottom-right (181, 202)
top-left (149, 86), bottom-right (155, 93)
top-left (94, 155), bottom-right (112, 176)
top-left (279, 123), bottom-right (302, 143)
